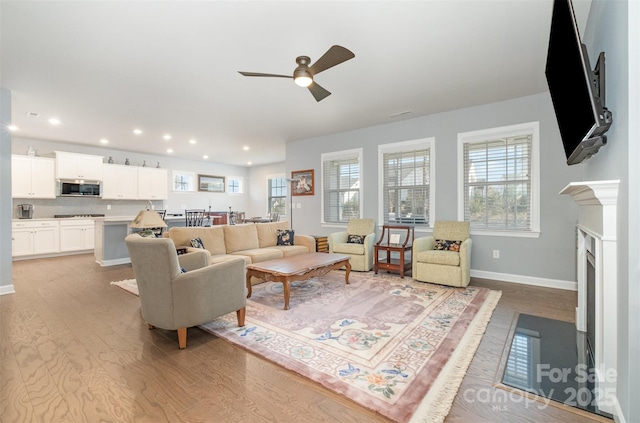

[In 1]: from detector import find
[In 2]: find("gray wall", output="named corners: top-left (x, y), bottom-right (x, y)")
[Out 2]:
top-left (581, 1), bottom-right (638, 421)
top-left (11, 137), bottom-right (251, 218)
top-left (0, 88), bottom-right (13, 292)
top-left (247, 162), bottom-right (285, 219)
top-left (286, 92), bottom-right (582, 283)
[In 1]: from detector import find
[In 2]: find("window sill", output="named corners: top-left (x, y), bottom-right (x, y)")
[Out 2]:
top-left (470, 229), bottom-right (540, 238)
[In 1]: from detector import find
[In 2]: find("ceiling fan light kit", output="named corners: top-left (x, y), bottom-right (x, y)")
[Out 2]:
top-left (239, 45), bottom-right (355, 102)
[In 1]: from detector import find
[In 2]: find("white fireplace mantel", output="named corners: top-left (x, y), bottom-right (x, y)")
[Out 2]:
top-left (560, 179), bottom-right (619, 416)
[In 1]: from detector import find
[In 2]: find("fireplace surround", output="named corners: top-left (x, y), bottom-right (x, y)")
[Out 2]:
top-left (560, 180), bottom-right (619, 416)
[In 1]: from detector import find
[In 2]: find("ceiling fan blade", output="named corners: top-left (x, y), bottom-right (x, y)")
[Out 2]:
top-left (308, 82), bottom-right (331, 102)
top-left (238, 71), bottom-right (292, 78)
top-left (308, 45), bottom-right (355, 75)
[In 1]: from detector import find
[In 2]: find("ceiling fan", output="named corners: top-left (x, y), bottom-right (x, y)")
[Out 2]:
top-left (238, 45), bottom-right (355, 102)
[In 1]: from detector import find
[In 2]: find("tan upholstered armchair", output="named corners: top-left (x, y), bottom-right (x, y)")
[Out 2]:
top-left (125, 234), bottom-right (247, 349)
top-left (412, 221), bottom-right (472, 287)
top-left (328, 218), bottom-right (376, 271)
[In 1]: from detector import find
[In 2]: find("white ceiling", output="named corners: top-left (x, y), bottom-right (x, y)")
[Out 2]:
top-left (1, 1), bottom-right (591, 167)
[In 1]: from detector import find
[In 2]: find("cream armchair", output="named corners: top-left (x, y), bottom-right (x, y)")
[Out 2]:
top-left (125, 234), bottom-right (247, 349)
top-left (412, 221), bottom-right (472, 287)
top-left (328, 218), bottom-right (376, 271)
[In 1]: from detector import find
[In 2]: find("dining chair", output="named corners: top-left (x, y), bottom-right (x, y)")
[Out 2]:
top-left (270, 212), bottom-right (281, 222)
top-left (185, 209), bottom-right (205, 227)
top-left (151, 209), bottom-right (167, 236)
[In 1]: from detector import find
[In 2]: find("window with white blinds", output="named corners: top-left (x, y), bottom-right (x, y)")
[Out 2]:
top-left (458, 122), bottom-right (540, 237)
top-left (379, 139), bottom-right (434, 226)
top-left (322, 149), bottom-right (362, 224)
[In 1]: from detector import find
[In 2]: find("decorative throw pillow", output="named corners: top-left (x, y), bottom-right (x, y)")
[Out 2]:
top-left (190, 237), bottom-right (205, 249)
top-left (347, 234), bottom-right (365, 244)
top-left (434, 239), bottom-right (461, 252)
top-left (276, 229), bottom-right (295, 246)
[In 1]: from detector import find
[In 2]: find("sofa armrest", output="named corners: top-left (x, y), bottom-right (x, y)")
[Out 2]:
top-left (178, 249), bottom-right (210, 271)
top-left (294, 234), bottom-right (316, 252)
top-left (328, 231), bottom-right (348, 252)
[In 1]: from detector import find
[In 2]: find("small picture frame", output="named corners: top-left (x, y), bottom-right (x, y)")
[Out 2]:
top-left (198, 174), bottom-right (225, 193)
top-left (291, 169), bottom-right (314, 196)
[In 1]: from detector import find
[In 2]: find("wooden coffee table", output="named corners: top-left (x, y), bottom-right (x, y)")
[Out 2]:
top-left (246, 252), bottom-right (351, 310)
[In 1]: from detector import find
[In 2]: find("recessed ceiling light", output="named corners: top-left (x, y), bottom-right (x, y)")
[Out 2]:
top-left (243, 146), bottom-right (250, 151)
top-left (48, 118), bottom-right (61, 125)
top-left (166, 148), bottom-right (173, 153)
top-left (163, 134), bottom-right (172, 140)
top-left (8, 125), bottom-right (18, 131)
top-left (247, 161), bottom-right (252, 166)
top-left (133, 129), bottom-right (143, 135)
top-left (203, 155), bottom-right (209, 159)
top-left (99, 138), bottom-right (109, 144)
top-left (189, 139), bottom-right (197, 144)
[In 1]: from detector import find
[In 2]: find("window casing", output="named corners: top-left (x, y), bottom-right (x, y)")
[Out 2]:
top-left (268, 176), bottom-right (287, 216)
top-left (172, 171), bottom-right (195, 192)
top-left (322, 149), bottom-right (363, 224)
top-left (458, 122), bottom-right (540, 237)
top-left (227, 176), bottom-right (243, 194)
top-left (378, 138), bottom-right (435, 227)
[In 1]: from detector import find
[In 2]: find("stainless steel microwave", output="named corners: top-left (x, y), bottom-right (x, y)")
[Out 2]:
top-left (58, 180), bottom-right (101, 197)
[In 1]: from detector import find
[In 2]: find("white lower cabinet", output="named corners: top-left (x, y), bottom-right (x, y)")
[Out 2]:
top-left (12, 220), bottom-right (60, 257)
top-left (59, 220), bottom-right (95, 251)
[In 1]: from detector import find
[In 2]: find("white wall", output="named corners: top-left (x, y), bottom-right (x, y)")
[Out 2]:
top-left (286, 92), bottom-right (582, 285)
top-left (11, 137), bottom-right (251, 218)
top-left (0, 88), bottom-right (14, 293)
top-left (581, 1), bottom-right (639, 421)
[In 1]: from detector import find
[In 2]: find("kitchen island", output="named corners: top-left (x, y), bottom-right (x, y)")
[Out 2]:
top-left (94, 215), bottom-right (185, 266)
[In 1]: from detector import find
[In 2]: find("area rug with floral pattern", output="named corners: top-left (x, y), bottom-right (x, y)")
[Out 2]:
top-left (112, 271), bottom-right (501, 423)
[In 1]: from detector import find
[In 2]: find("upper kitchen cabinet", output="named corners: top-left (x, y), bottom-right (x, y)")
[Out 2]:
top-left (137, 167), bottom-right (168, 200)
top-left (12, 155), bottom-right (56, 198)
top-left (102, 164), bottom-right (138, 199)
top-left (55, 151), bottom-right (103, 181)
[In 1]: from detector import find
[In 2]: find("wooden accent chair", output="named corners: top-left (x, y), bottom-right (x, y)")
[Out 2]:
top-left (125, 234), bottom-right (247, 349)
top-left (412, 220), bottom-right (472, 287)
top-left (328, 218), bottom-right (376, 271)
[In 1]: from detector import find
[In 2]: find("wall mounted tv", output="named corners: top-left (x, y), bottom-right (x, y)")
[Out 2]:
top-left (545, 0), bottom-right (612, 165)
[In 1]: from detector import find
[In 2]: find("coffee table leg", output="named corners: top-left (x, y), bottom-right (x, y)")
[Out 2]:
top-left (246, 272), bottom-right (252, 298)
top-left (282, 280), bottom-right (291, 310)
top-left (344, 261), bottom-right (351, 284)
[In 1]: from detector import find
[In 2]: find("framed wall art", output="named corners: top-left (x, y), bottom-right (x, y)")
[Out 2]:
top-left (198, 174), bottom-right (226, 193)
top-left (291, 169), bottom-right (314, 196)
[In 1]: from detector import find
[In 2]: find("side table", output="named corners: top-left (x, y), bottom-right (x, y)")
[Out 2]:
top-left (311, 235), bottom-right (329, 253)
top-left (374, 224), bottom-right (414, 278)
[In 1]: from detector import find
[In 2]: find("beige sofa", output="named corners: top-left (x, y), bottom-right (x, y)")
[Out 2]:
top-left (163, 221), bottom-right (316, 270)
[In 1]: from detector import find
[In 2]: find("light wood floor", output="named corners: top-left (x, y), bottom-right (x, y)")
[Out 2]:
top-left (1, 254), bottom-right (609, 422)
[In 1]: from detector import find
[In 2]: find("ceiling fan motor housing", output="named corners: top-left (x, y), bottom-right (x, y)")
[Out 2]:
top-left (293, 56), bottom-right (313, 86)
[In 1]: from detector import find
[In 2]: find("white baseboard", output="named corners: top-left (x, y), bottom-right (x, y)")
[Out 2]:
top-left (471, 269), bottom-right (577, 291)
top-left (97, 258), bottom-right (131, 267)
top-left (0, 284), bottom-right (16, 295)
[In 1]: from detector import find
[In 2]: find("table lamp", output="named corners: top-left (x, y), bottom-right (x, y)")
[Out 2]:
top-left (130, 203), bottom-right (167, 237)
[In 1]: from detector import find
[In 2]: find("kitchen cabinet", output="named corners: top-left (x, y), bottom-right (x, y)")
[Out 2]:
top-left (55, 151), bottom-right (103, 181)
top-left (12, 220), bottom-right (59, 257)
top-left (11, 155), bottom-right (56, 198)
top-left (137, 167), bottom-right (168, 200)
top-left (59, 219), bottom-right (95, 251)
top-left (102, 164), bottom-right (138, 199)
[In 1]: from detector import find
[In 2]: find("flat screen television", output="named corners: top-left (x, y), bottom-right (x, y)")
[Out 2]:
top-left (545, 0), bottom-right (612, 165)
